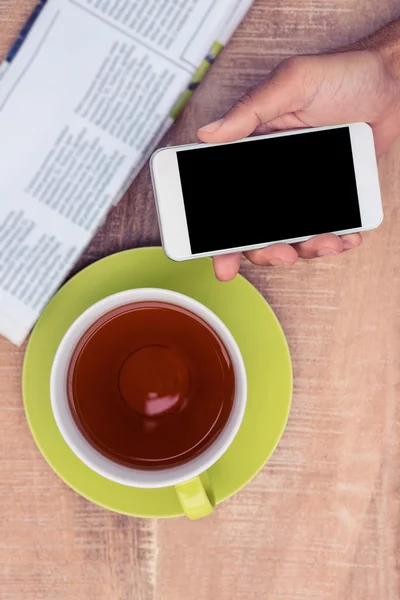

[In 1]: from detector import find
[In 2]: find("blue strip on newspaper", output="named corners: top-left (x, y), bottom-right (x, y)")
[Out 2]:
top-left (6, 0), bottom-right (48, 63)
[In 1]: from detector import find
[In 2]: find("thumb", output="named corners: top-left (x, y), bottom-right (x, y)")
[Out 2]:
top-left (198, 57), bottom-right (305, 143)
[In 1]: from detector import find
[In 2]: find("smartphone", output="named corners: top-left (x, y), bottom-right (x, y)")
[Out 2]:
top-left (150, 123), bottom-right (383, 261)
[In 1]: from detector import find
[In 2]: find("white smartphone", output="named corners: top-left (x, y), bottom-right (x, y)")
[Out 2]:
top-left (150, 123), bottom-right (383, 261)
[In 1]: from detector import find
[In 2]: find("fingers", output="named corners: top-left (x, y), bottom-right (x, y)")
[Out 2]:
top-left (293, 233), bottom-right (343, 258)
top-left (245, 243), bottom-right (298, 266)
top-left (245, 234), bottom-right (361, 267)
top-left (212, 234), bottom-right (362, 281)
top-left (293, 233), bottom-right (362, 258)
top-left (213, 252), bottom-right (242, 281)
top-left (340, 233), bottom-right (362, 250)
top-left (198, 57), bottom-right (307, 144)
top-left (213, 244), bottom-right (298, 281)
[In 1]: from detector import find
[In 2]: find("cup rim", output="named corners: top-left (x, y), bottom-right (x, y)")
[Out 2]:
top-left (50, 288), bottom-right (247, 488)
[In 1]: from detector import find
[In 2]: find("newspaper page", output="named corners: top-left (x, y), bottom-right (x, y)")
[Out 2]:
top-left (0, 0), bottom-right (254, 345)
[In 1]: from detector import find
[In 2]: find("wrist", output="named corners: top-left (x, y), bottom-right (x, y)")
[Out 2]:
top-left (370, 21), bottom-right (400, 138)
top-left (384, 49), bottom-right (400, 86)
top-left (380, 42), bottom-right (400, 85)
top-left (379, 39), bottom-right (400, 139)
top-left (372, 20), bottom-right (400, 82)
top-left (346, 20), bottom-right (400, 82)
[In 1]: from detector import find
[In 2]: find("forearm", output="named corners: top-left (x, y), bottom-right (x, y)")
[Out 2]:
top-left (342, 19), bottom-right (400, 141)
top-left (360, 18), bottom-right (400, 54)
top-left (375, 19), bottom-right (400, 81)
top-left (348, 19), bottom-right (400, 78)
top-left (370, 20), bottom-right (400, 136)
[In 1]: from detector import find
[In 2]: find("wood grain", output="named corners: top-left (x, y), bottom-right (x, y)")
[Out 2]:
top-left (1, 1), bottom-right (400, 599)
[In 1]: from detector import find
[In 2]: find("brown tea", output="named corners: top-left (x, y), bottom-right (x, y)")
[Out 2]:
top-left (67, 301), bottom-right (235, 470)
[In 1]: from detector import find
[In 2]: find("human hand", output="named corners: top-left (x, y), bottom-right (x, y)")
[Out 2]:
top-left (198, 21), bottom-right (400, 280)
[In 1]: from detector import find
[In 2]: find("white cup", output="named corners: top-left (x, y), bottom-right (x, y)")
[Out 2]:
top-left (50, 288), bottom-right (247, 519)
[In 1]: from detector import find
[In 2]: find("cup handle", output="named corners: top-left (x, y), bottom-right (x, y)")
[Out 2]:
top-left (175, 472), bottom-right (215, 520)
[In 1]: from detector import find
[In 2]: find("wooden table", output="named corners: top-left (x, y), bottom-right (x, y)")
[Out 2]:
top-left (1, 1), bottom-right (400, 598)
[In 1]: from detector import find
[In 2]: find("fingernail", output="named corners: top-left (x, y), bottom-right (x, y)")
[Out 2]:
top-left (198, 118), bottom-right (224, 133)
top-left (269, 258), bottom-right (290, 266)
top-left (343, 240), bottom-right (354, 250)
top-left (317, 248), bottom-right (339, 257)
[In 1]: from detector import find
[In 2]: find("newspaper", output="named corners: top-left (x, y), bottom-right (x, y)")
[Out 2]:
top-left (0, 0), bottom-right (254, 345)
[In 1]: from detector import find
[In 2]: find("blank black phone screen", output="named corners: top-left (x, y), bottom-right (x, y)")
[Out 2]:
top-left (177, 127), bottom-right (361, 254)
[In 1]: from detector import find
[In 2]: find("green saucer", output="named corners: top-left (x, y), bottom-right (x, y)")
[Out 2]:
top-left (22, 248), bottom-right (292, 518)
